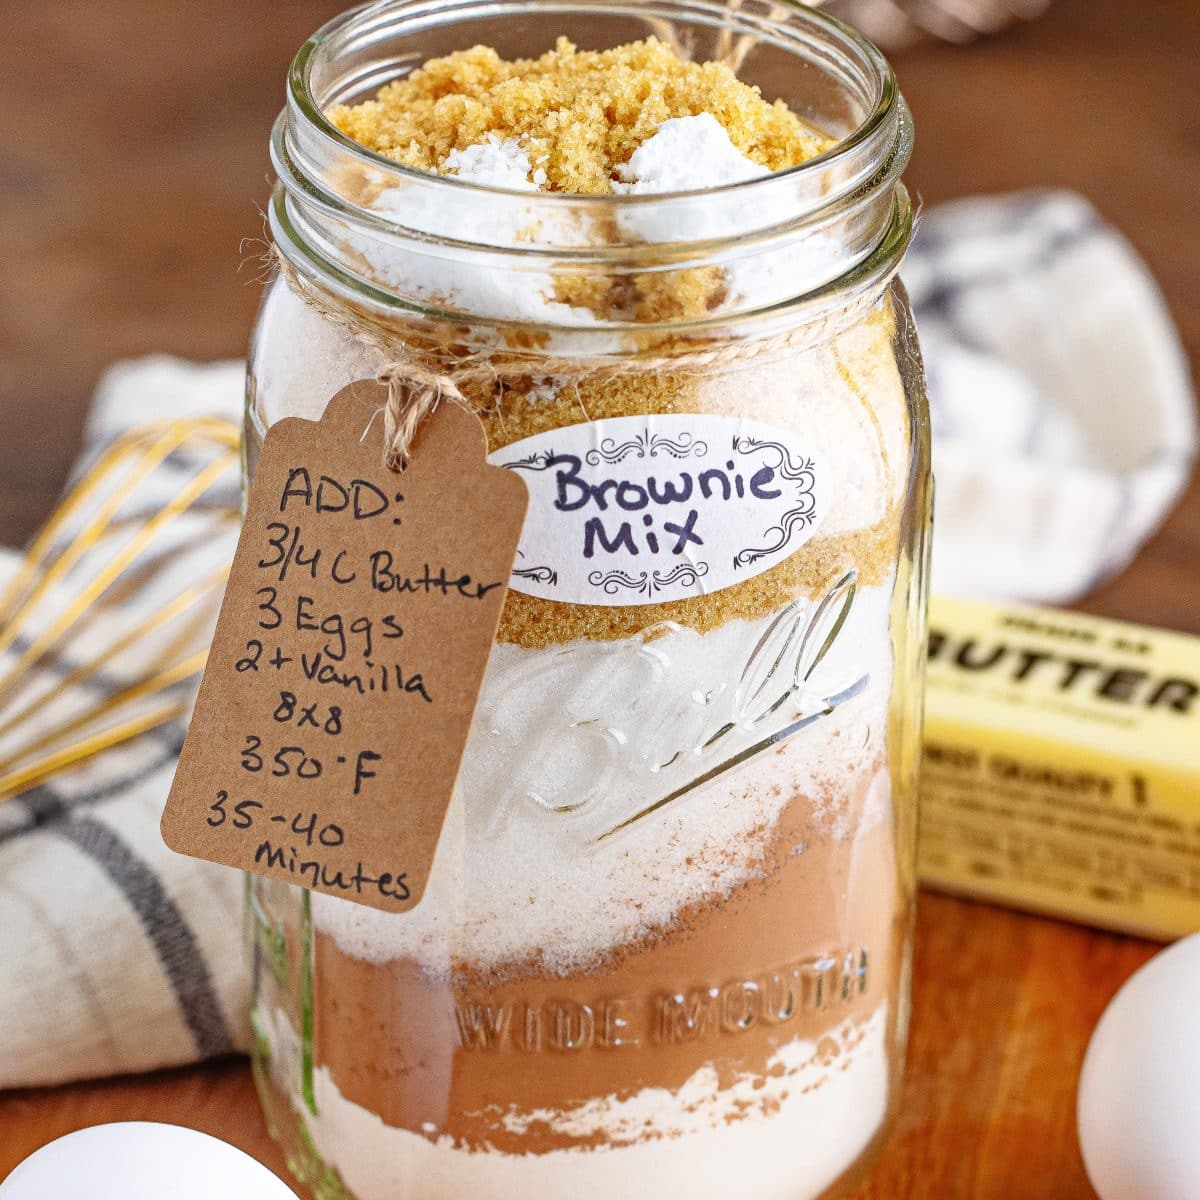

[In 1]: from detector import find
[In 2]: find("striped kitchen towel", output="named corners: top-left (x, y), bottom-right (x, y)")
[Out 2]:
top-left (0, 191), bottom-right (1194, 1089)
top-left (0, 359), bottom-right (251, 1088)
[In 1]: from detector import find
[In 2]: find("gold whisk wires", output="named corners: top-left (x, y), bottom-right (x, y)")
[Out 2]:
top-left (0, 417), bottom-right (241, 802)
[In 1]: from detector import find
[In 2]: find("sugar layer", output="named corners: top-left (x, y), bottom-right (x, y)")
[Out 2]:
top-left (254, 274), bottom-right (909, 539)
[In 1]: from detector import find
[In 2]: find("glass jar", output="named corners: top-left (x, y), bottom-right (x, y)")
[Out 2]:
top-left (244, 2), bottom-right (930, 1199)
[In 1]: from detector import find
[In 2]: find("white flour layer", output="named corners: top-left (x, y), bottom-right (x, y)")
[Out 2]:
top-left (312, 579), bottom-right (897, 976)
top-left (613, 113), bottom-right (768, 194)
top-left (445, 134), bottom-right (545, 189)
top-left (261, 1006), bottom-right (889, 1200)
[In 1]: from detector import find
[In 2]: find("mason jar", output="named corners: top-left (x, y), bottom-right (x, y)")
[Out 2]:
top-left (243, 2), bottom-right (931, 1198)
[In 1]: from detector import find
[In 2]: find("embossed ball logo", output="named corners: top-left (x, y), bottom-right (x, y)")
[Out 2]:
top-left (491, 415), bottom-right (831, 606)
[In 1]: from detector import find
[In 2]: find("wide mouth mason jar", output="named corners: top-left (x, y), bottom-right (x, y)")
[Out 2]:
top-left (244, 2), bottom-right (931, 1198)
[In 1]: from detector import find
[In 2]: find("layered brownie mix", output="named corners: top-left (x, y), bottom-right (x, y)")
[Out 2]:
top-left (254, 35), bottom-right (913, 1200)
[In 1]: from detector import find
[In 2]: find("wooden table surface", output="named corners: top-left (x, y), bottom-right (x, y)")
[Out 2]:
top-left (1, 0), bottom-right (1197, 1194)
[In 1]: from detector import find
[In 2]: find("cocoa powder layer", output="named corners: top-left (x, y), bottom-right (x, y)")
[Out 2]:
top-left (311, 765), bottom-right (905, 1153)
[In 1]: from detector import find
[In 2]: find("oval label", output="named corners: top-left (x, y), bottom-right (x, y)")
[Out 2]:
top-left (490, 415), bottom-right (831, 606)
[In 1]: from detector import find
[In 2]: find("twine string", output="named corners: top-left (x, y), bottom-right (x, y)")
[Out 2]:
top-left (375, 363), bottom-right (468, 471)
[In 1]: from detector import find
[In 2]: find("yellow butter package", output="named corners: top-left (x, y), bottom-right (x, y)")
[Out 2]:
top-left (919, 595), bottom-right (1200, 940)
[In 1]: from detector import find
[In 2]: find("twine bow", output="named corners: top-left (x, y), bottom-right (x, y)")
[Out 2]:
top-left (375, 363), bottom-right (472, 472)
top-left (269, 249), bottom-right (489, 471)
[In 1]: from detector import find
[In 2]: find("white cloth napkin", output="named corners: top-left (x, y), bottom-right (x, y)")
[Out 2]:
top-left (0, 191), bottom-right (1193, 1090)
top-left (908, 190), bottom-right (1196, 603)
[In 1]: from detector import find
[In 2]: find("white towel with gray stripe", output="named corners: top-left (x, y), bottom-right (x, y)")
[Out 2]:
top-left (908, 190), bottom-right (1195, 602)
top-left (0, 190), bottom-right (1194, 1089)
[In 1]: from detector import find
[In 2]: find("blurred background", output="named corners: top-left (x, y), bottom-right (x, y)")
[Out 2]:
top-left (2, 0), bottom-right (1197, 629)
top-left (0, 3), bottom-right (1198, 1194)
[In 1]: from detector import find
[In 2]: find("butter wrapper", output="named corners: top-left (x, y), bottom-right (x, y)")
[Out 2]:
top-left (919, 595), bottom-right (1200, 940)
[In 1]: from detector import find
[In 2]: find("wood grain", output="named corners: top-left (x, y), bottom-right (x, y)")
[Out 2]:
top-left (1, 0), bottom-right (1197, 1194)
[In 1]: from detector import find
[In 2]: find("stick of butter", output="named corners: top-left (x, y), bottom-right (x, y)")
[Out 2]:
top-left (920, 595), bottom-right (1200, 940)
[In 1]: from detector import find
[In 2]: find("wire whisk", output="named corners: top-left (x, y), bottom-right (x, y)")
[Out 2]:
top-left (0, 417), bottom-right (241, 802)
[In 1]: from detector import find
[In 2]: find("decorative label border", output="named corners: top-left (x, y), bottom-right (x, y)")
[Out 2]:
top-left (492, 415), bottom-right (830, 606)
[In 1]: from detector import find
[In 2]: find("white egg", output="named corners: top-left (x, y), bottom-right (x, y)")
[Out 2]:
top-left (1078, 932), bottom-right (1200, 1200)
top-left (0, 1123), bottom-right (298, 1200)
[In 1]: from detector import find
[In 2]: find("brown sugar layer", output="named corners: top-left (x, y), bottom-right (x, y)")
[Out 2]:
top-left (476, 302), bottom-right (910, 648)
top-left (323, 42), bottom-right (907, 650)
top-left (493, 516), bottom-right (900, 647)
top-left (328, 37), bottom-right (833, 195)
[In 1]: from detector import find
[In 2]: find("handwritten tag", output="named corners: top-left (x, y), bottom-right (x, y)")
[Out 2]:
top-left (162, 382), bottom-right (528, 912)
